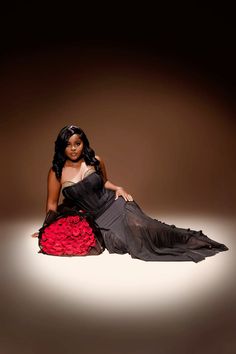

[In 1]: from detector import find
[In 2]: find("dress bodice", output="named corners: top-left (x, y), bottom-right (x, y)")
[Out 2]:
top-left (58, 166), bottom-right (96, 206)
top-left (61, 171), bottom-right (115, 219)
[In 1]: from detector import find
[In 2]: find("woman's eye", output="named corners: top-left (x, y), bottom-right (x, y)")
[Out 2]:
top-left (66, 141), bottom-right (81, 146)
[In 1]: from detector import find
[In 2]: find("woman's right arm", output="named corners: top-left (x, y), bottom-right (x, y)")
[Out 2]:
top-left (46, 167), bottom-right (61, 213)
top-left (31, 168), bottom-right (61, 237)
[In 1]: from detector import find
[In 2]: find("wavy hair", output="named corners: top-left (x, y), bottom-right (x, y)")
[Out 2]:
top-left (52, 125), bottom-right (101, 180)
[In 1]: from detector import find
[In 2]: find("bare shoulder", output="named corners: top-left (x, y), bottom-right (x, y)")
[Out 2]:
top-left (95, 155), bottom-right (102, 161)
top-left (95, 155), bottom-right (105, 163)
top-left (95, 155), bottom-right (106, 167)
top-left (95, 155), bottom-right (108, 181)
top-left (48, 167), bottom-right (60, 185)
top-left (46, 167), bottom-right (61, 208)
top-left (48, 166), bottom-right (56, 178)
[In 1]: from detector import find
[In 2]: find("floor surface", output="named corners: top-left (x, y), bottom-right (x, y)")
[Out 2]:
top-left (1, 214), bottom-right (235, 354)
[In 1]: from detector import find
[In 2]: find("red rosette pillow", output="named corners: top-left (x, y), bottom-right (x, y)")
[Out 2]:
top-left (38, 211), bottom-right (104, 256)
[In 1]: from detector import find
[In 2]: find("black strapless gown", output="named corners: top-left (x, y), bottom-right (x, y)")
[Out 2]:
top-left (60, 171), bottom-right (228, 263)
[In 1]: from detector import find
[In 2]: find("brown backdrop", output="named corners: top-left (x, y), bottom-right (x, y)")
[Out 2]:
top-left (0, 46), bottom-right (235, 219)
top-left (0, 38), bottom-right (235, 354)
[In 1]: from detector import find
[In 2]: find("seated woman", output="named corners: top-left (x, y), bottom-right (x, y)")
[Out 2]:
top-left (32, 124), bottom-right (228, 262)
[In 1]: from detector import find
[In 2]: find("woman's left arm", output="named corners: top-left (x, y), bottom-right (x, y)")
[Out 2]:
top-left (96, 155), bottom-right (133, 202)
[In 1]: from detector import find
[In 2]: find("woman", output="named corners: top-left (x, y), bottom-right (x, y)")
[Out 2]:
top-left (32, 124), bottom-right (228, 262)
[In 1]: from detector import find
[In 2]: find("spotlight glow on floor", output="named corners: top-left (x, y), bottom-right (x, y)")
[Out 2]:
top-left (4, 215), bottom-right (233, 320)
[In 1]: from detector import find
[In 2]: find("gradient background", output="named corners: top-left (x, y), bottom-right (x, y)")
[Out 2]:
top-left (0, 8), bottom-right (235, 354)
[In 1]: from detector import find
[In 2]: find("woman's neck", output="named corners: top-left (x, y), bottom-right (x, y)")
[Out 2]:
top-left (65, 156), bottom-right (84, 167)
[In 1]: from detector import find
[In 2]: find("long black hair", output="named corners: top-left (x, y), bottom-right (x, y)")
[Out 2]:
top-left (52, 125), bottom-right (101, 180)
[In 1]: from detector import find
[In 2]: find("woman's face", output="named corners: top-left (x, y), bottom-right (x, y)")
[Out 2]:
top-left (64, 134), bottom-right (84, 161)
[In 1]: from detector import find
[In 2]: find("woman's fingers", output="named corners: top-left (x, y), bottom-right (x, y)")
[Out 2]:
top-left (115, 190), bottom-right (133, 202)
top-left (31, 232), bottom-right (39, 238)
top-left (122, 193), bottom-right (133, 201)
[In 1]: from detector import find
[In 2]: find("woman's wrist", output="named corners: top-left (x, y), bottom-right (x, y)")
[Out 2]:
top-left (104, 180), bottom-right (124, 192)
top-left (116, 186), bottom-right (124, 191)
top-left (43, 209), bottom-right (59, 226)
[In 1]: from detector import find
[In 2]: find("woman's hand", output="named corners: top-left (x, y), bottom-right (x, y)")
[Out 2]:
top-left (31, 232), bottom-right (39, 238)
top-left (115, 188), bottom-right (133, 202)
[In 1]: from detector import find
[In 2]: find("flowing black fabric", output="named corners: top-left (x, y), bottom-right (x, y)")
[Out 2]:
top-left (61, 171), bottom-right (228, 263)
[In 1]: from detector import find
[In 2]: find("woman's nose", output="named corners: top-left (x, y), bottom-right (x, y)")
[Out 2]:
top-left (71, 146), bottom-right (76, 150)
